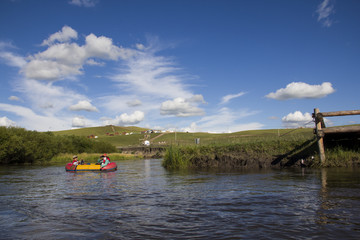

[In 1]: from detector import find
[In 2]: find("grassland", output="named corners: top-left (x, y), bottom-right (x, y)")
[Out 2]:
top-left (49, 153), bottom-right (144, 165)
top-left (54, 125), bottom-right (315, 147)
top-left (53, 125), bottom-right (360, 169)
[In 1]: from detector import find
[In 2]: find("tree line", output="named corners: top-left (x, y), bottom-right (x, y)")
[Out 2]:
top-left (0, 126), bottom-right (117, 165)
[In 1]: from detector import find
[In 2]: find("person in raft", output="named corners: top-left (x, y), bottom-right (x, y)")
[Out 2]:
top-left (72, 155), bottom-right (79, 166)
top-left (99, 154), bottom-right (111, 168)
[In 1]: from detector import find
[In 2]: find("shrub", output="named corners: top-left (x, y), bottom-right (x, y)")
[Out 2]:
top-left (0, 127), bottom-right (117, 165)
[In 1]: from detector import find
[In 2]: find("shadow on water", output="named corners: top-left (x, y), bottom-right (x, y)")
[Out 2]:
top-left (271, 138), bottom-right (318, 167)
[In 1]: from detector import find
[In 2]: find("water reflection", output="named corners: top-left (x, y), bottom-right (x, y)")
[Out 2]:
top-left (316, 167), bottom-right (360, 234)
top-left (1, 161), bottom-right (360, 239)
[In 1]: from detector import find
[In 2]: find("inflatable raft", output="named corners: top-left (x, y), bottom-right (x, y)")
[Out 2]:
top-left (65, 162), bottom-right (117, 172)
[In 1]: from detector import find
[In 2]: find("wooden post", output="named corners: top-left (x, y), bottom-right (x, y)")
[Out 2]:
top-left (314, 108), bottom-right (326, 164)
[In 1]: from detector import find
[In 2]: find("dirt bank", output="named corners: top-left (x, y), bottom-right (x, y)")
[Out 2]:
top-left (118, 146), bottom-right (165, 159)
top-left (189, 152), bottom-right (313, 169)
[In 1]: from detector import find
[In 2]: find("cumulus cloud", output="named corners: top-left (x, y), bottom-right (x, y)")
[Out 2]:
top-left (41, 26), bottom-right (78, 46)
top-left (316, 0), bottom-right (335, 27)
top-left (69, 100), bottom-right (98, 112)
top-left (220, 92), bottom-right (246, 104)
top-left (0, 28), bottom-right (206, 131)
top-left (0, 116), bottom-right (16, 127)
top-left (265, 82), bottom-right (335, 100)
top-left (188, 94), bottom-right (206, 103)
top-left (160, 95), bottom-right (205, 117)
top-left (72, 116), bottom-right (87, 127)
top-left (24, 26), bottom-right (135, 81)
top-left (69, 0), bottom-right (97, 7)
top-left (282, 111), bottom-right (314, 128)
top-left (103, 111), bottom-right (145, 126)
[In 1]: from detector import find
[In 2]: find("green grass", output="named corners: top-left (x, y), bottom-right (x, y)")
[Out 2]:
top-left (48, 153), bottom-right (144, 165)
top-left (54, 125), bottom-right (148, 137)
top-left (51, 125), bottom-right (360, 169)
top-left (162, 134), bottom-right (319, 169)
top-left (162, 145), bottom-right (189, 169)
top-left (53, 125), bottom-right (315, 148)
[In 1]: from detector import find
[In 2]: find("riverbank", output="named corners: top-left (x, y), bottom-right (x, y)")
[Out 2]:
top-left (48, 153), bottom-right (144, 165)
top-left (162, 137), bottom-right (360, 169)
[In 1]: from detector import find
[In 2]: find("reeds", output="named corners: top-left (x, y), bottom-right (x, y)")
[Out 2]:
top-left (162, 145), bottom-right (191, 169)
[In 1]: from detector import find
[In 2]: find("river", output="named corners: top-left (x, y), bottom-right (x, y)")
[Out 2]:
top-left (1, 159), bottom-right (360, 239)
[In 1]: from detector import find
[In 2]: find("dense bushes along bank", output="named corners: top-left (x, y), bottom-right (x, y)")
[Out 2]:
top-left (162, 136), bottom-right (360, 169)
top-left (0, 127), bottom-right (117, 165)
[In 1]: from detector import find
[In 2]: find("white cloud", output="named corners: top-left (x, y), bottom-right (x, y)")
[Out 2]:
top-left (72, 116), bottom-right (87, 127)
top-left (0, 51), bottom-right (27, 68)
top-left (41, 26), bottom-right (78, 46)
top-left (86, 59), bottom-right (105, 66)
top-left (0, 28), bottom-right (209, 131)
top-left (16, 79), bottom-right (85, 114)
top-left (136, 43), bottom-right (146, 50)
top-left (8, 96), bottom-right (21, 101)
top-left (111, 47), bottom-right (192, 99)
top-left (188, 94), bottom-right (206, 103)
top-left (182, 122), bottom-right (199, 132)
top-left (160, 96), bottom-right (205, 117)
top-left (220, 92), bottom-right (246, 104)
top-left (103, 111), bottom-right (145, 126)
top-left (184, 107), bottom-right (262, 133)
top-left (127, 99), bottom-right (142, 107)
top-left (85, 33), bottom-right (128, 60)
top-left (0, 116), bottom-right (16, 127)
top-left (265, 82), bottom-right (335, 100)
top-left (316, 0), bottom-right (335, 27)
top-left (0, 103), bottom-right (71, 131)
top-left (24, 58), bottom-right (83, 80)
top-left (282, 111), bottom-right (314, 128)
top-left (69, 0), bottom-right (97, 7)
top-left (24, 26), bottom-right (135, 81)
top-left (69, 100), bottom-right (98, 112)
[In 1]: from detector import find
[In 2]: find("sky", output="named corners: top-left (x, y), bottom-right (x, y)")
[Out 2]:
top-left (0, 0), bottom-right (359, 133)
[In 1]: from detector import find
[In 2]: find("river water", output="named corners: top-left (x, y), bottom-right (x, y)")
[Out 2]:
top-left (1, 159), bottom-right (360, 239)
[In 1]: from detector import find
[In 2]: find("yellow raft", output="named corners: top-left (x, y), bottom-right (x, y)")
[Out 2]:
top-left (65, 162), bottom-right (117, 172)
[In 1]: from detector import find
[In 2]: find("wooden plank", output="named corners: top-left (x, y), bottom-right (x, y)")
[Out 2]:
top-left (314, 108), bottom-right (326, 164)
top-left (322, 126), bottom-right (360, 134)
top-left (320, 110), bottom-right (360, 117)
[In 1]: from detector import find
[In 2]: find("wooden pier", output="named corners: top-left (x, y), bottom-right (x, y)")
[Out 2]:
top-left (313, 108), bottom-right (360, 164)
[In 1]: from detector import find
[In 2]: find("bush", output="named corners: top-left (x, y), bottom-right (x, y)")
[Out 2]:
top-left (0, 127), bottom-right (117, 165)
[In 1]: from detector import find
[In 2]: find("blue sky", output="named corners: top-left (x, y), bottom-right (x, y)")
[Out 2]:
top-left (0, 0), bottom-right (359, 132)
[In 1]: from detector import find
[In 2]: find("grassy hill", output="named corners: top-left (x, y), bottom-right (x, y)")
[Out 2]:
top-left (53, 125), bottom-right (315, 148)
top-left (54, 125), bottom-right (148, 137)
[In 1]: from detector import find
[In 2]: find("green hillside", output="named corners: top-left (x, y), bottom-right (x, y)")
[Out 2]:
top-left (54, 125), bottom-right (148, 137)
top-left (53, 126), bottom-right (315, 148)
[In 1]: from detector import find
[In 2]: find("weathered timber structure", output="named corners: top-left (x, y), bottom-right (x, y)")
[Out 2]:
top-left (313, 108), bottom-right (360, 164)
